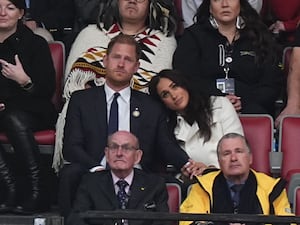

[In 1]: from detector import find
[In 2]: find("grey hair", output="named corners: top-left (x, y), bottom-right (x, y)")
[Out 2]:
top-left (216, 133), bottom-right (251, 157)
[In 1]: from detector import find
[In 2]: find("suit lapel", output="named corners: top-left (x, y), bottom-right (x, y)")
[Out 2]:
top-left (94, 86), bottom-right (108, 159)
top-left (127, 170), bottom-right (147, 209)
top-left (99, 172), bottom-right (119, 208)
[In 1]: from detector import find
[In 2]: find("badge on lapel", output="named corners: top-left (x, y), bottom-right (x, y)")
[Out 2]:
top-left (132, 108), bottom-right (140, 117)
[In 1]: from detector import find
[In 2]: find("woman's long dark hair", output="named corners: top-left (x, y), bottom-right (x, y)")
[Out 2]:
top-left (195, 0), bottom-right (280, 65)
top-left (96, 0), bottom-right (178, 36)
top-left (148, 69), bottom-right (213, 142)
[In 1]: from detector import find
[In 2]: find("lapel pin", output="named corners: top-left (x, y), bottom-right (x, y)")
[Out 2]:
top-left (140, 187), bottom-right (145, 191)
top-left (132, 108), bottom-right (140, 117)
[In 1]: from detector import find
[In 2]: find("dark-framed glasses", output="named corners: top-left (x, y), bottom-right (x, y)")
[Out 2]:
top-left (108, 143), bottom-right (138, 153)
top-left (124, 0), bottom-right (147, 3)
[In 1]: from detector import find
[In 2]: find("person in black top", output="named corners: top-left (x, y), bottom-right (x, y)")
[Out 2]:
top-left (173, 0), bottom-right (283, 117)
top-left (0, 0), bottom-right (56, 215)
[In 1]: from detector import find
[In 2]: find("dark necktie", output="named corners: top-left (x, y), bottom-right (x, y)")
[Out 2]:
top-left (108, 92), bottom-right (120, 135)
top-left (231, 184), bottom-right (243, 209)
top-left (116, 179), bottom-right (129, 209)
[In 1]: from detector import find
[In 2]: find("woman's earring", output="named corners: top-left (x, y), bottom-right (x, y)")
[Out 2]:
top-left (209, 14), bottom-right (219, 29)
top-left (236, 16), bottom-right (245, 29)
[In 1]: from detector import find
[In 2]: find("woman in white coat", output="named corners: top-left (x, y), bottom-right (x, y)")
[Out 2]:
top-left (149, 69), bottom-right (244, 175)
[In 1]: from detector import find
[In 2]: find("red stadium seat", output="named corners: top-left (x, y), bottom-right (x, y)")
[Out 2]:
top-left (278, 116), bottom-right (300, 205)
top-left (293, 186), bottom-right (300, 215)
top-left (0, 41), bottom-right (65, 154)
top-left (166, 183), bottom-right (181, 213)
top-left (167, 182), bottom-right (181, 225)
top-left (283, 46), bottom-right (293, 78)
top-left (279, 115), bottom-right (300, 179)
top-left (173, 0), bottom-right (184, 37)
top-left (239, 114), bottom-right (274, 175)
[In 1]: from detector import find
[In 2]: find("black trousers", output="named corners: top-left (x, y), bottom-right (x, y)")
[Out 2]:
top-left (0, 109), bottom-right (54, 205)
top-left (58, 163), bottom-right (88, 218)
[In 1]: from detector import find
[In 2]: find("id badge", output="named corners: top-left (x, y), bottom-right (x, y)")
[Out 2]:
top-left (216, 78), bottom-right (235, 94)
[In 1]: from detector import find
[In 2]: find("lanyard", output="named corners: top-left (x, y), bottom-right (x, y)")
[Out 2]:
top-left (218, 41), bottom-right (234, 79)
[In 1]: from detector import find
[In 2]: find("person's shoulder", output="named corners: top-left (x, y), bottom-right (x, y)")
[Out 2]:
top-left (132, 89), bottom-right (154, 99)
top-left (71, 86), bottom-right (104, 98)
top-left (252, 169), bottom-right (284, 189)
top-left (18, 24), bottom-right (48, 45)
top-left (134, 168), bottom-right (166, 184)
top-left (131, 90), bottom-right (163, 107)
top-left (252, 169), bottom-right (289, 196)
top-left (252, 170), bottom-right (276, 182)
top-left (210, 96), bottom-right (232, 109)
top-left (196, 170), bottom-right (220, 188)
top-left (76, 24), bottom-right (104, 39)
top-left (185, 22), bottom-right (207, 34)
top-left (81, 170), bottom-right (111, 183)
top-left (178, 22), bottom-right (210, 44)
top-left (79, 24), bottom-right (101, 34)
top-left (147, 28), bottom-right (176, 41)
top-left (33, 27), bottom-right (54, 42)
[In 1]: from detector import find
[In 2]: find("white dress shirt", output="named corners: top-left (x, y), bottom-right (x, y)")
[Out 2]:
top-left (90, 84), bottom-right (131, 172)
top-left (105, 84), bottom-right (130, 132)
top-left (112, 170), bottom-right (134, 195)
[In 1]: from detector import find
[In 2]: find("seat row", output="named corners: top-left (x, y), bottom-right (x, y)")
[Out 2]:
top-left (0, 41), bottom-right (299, 213)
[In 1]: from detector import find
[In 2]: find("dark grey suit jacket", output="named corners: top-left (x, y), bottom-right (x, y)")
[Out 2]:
top-left (63, 86), bottom-right (189, 172)
top-left (67, 169), bottom-right (169, 225)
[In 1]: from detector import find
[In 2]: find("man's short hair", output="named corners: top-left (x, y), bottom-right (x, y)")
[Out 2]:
top-left (106, 34), bottom-right (142, 61)
top-left (217, 133), bottom-right (251, 157)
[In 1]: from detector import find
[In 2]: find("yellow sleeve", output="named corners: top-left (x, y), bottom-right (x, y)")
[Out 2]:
top-left (274, 189), bottom-right (294, 216)
top-left (180, 183), bottom-right (211, 225)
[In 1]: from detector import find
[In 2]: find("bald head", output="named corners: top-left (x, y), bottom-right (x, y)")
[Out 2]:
top-left (105, 131), bottom-right (142, 178)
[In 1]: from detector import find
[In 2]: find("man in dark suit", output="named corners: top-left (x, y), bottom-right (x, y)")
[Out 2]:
top-left (59, 34), bottom-right (199, 218)
top-left (67, 130), bottom-right (169, 225)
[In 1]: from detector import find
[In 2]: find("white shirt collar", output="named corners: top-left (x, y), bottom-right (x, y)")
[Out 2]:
top-left (104, 83), bottom-right (131, 103)
top-left (111, 169), bottom-right (134, 188)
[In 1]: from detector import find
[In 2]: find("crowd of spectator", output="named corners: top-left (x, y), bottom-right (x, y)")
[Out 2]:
top-left (0, 0), bottom-right (300, 224)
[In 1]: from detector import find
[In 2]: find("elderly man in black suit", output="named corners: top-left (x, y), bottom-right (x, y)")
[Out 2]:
top-left (67, 131), bottom-right (169, 225)
top-left (58, 34), bottom-right (201, 218)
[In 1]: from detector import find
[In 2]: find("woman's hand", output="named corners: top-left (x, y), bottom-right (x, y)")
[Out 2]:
top-left (226, 94), bottom-right (242, 112)
top-left (0, 55), bottom-right (31, 85)
top-left (181, 159), bottom-right (208, 179)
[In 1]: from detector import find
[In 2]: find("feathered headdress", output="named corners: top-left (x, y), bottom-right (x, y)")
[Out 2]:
top-left (97, 0), bottom-right (178, 36)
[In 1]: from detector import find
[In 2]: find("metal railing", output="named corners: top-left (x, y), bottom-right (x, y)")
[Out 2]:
top-left (80, 210), bottom-right (300, 224)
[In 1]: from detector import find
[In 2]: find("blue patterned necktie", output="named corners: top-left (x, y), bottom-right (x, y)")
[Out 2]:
top-left (117, 179), bottom-right (129, 209)
top-left (231, 184), bottom-right (243, 208)
top-left (108, 92), bottom-right (120, 135)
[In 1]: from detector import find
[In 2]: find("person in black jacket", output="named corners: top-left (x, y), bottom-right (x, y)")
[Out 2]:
top-left (67, 131), bottom-right (170, 225)
top-left (173, 0), bottom-right (283, 117)
top-left (0, 0), bottom-right (57, 215)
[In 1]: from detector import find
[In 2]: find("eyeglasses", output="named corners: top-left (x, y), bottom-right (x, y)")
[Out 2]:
top-left (124, 0), bottom-right (147, 3)
top-left (107, 143), bottom-right (138, 153)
